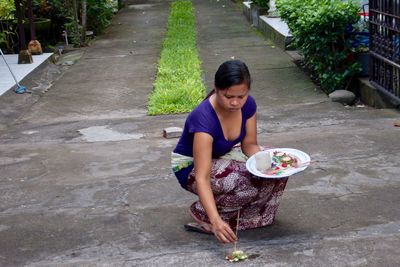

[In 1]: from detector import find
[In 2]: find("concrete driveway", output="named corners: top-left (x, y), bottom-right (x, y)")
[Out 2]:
top-left (0, 0), bottom-right (399, 266)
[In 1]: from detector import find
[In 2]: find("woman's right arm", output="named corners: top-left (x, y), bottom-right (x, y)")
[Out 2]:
top-left (193, 132), bottom-right (237, 243)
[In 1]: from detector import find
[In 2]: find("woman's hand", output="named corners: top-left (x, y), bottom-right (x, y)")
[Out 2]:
top-left (211, 217), bottom-right (237, 244)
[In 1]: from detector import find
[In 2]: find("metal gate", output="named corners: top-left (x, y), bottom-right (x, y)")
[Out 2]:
top-left (369, 0), bottom-right (400, 104)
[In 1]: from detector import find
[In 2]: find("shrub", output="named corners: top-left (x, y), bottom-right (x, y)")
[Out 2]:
top-left (31, 0), bottom-right (75, 45)
top-left (0, 0), bottom-right (15, 20)
top-left (27, 0), bottom-right (116, 46)
top-left (276, 0), bottom-right (361, 93)
top-left (252, 0), bottom-right (269, 9)
top-left (87, 0), bottom-right (116, 35)
top-left (0, 0), bottom-right (16, 52)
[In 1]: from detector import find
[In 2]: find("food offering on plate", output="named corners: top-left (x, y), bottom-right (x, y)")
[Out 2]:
top-left (267, 151), bottom-right (300, 175)
top-left (255, 151), bottom-right (299, 175)
top-left (247, 148), bottom-right (311, 178)
top-left (225, 250), bottom-right (248, 262)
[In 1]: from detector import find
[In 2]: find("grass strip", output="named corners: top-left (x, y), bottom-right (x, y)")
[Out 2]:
top-left (148, 0), bottom-right (205, 115)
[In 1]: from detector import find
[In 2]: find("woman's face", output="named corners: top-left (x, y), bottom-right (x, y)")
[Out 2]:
top-left (215, 83), bottom-right (249, 112)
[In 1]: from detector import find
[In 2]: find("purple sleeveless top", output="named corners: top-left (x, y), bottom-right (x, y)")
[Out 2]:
top-left (173, 95), bottom-right (257, 189)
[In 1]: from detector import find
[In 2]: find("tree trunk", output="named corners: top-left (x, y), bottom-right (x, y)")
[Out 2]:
top-left (27, 0), bottom-right (43, 55)
top-left (15, 0), bottom-right (27, 50)
top-left (27, 0), bottom-right (35, 40)
top-left (15, 0), bottom-right (33, 63)
top-left (118, 0), bottom-right (124, 10)
top-left (72, 0), bottom-right (81, 46)
top-left (81, 0), bottom-right (87, 44)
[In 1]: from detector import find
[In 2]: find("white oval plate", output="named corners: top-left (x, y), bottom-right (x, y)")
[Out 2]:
top-left (246, 148), bottom-right (311, 178)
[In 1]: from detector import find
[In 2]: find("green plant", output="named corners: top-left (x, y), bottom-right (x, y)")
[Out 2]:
top-left (0, 0), bottom-right (15, 20)
top-left (34, 0), bottom-right (70, 23)
top-left (0, 1), bottom-right (16, 53)
top-left (30, 0), bottom-right (72, 46)
top-left (29, 0), bottom-right (116, 46)
top-left (252, 0), bottom-right (269, 8)
top-left (276, 0), bottom-right (361, 93)
top-left (148, 0), bottom-right (205, 115)
top-left (87, 0), bottom-right (116, 35)
top-left (117, 0), bottom-right (124, 10)
top-left (0, 26), bottom-right (16, 52)
top-left (0, 30), bottom-right (11, 48)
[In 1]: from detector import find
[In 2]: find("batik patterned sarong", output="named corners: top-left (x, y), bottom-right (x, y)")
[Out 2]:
top-left (186, 147), bottom-right (288, 230)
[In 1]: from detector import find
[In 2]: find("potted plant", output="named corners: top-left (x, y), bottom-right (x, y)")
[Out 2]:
top-left (23, 17), bottom-right (51, 32)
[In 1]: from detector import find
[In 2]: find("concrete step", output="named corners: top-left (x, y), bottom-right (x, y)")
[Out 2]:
top-left (242, 2), bottom-right (293, 50)
top-left (259, 16), bottom-right (293, 50)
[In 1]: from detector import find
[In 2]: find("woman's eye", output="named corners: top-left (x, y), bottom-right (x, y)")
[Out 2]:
top-left (225, 95), bottom-right (245, 99)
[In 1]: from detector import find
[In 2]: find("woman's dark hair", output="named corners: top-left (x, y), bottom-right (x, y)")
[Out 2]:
top-left (215, 60), bottom-right (251, 90)
top-left (205, 60), bottom-right (251, 99)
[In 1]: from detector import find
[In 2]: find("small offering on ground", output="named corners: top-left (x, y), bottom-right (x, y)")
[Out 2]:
top-left (225, 250), bottom-right (248, 262)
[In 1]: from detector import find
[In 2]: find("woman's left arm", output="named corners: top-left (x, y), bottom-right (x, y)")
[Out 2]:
top-left (241, 113), bottom-right (261, 157)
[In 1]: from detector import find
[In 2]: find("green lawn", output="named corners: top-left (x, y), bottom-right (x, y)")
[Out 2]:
top-left (148, 0), bottom-right (205, 115)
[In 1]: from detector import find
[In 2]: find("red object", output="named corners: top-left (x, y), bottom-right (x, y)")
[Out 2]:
top-left (346, 52), bottom-right (355, 62)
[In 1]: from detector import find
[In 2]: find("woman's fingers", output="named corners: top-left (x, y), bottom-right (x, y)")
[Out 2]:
top-left (211, 218), bottom-right (238, 243)
top-left (224, 226), bottom-right (238, 243)
top-left (214, 224), bottom-right (237, 243)
top-left (215, 232), bottom-right (230, 243)
top-left (216, 232), bottom-right (234, 243)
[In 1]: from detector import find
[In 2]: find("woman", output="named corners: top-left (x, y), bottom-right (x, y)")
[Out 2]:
top-left (171, 60), bottom-right (288, 244)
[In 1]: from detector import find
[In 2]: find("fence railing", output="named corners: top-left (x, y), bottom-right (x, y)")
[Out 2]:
top-left (369, 0), bottom-right (400, 104)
